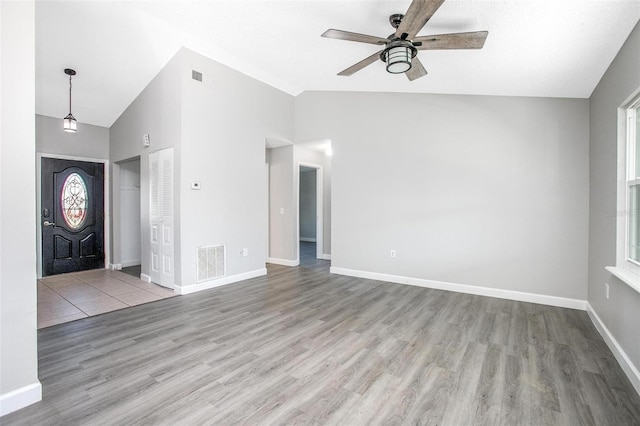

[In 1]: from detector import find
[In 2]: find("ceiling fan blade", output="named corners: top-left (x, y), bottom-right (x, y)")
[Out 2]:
top-left (395, 0), bottom-right (446, 40)
top-left (322, 29), bottom-right (388, 45)
top-left (406, 57), bottom-right (428, 81)
top-left (337, 51), bottom-right (382, 76)
top-left (414, 31), bottom-right (488, 50)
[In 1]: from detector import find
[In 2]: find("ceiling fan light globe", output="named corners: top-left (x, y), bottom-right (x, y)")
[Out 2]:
top-left (386, 45), bottom-right (412, 74)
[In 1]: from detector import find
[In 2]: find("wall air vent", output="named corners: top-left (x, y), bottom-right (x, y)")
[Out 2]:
top-left (192, 70), bottom-right (203, 82)
top-left (197, 244), bottom-right (225, 282)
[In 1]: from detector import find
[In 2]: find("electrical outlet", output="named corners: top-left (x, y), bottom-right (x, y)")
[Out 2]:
top-left (242, 248), bottom-right (248, 257)
top-left (605, 283), bottom-right (610, 300)
top-left (390, 250), bottom-right (396, 258)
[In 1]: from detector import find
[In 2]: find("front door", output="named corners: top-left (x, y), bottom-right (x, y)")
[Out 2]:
top-left (41, 157), bottom-right (105, 276)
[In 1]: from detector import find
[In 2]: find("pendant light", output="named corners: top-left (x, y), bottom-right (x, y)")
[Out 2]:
top-left (63, 68), bottom-right (77, 133)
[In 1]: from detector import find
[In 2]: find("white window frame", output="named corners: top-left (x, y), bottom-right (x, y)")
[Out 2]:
top-left (609, 91), bottom-right (640, 293)
top-left (626, 101), bottom-right (640, 265)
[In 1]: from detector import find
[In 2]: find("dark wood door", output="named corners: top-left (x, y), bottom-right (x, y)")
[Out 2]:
top-left (41, 158), bottom-right (105, 276)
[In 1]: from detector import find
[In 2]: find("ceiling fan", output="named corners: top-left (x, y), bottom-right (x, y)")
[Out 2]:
top-left (321, 0), bottom-right (488, 81)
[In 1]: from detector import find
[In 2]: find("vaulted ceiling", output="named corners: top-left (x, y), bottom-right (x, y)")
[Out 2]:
top-left (36, 1), bottom-right (640, 128)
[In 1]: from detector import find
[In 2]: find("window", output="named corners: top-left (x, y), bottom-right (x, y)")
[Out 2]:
top-left (61, 172), bottom-right (88, 229)
top-left (609, 93), bottom-right (640, 291)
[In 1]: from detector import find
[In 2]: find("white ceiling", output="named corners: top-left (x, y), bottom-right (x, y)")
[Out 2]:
top-left (36, 0), bottom-right (640, 128)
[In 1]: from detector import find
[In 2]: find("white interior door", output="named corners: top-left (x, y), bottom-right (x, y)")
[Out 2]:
top-left (150, 148), bottom-right (175, 288)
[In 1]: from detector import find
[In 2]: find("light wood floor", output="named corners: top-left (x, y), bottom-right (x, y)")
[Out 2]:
top-left (4, 243), bottom-right (640, 425)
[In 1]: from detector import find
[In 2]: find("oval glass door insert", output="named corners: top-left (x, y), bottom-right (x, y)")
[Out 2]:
top-left (61, 172), bottom-right (88, 229)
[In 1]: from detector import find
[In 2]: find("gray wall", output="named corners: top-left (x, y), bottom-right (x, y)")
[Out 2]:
top-left (113, 47), bottom-right (294, 288)
top-left (296, 91), bottom-right (589, 300)
top-left (268, 146), bottom-right (296, 261)
top-left (36, 114), bottom-right (109, 159)
top-left (179, 48), bottom-right (294, 287)
top-left (299, 169), bottom-right (317, 240)
top-left (110, 49), bottom-right (184, 280)
top-left (589, 21), bottom-right (640, 372)
top-left (0, 0), bottom-right (39, 408)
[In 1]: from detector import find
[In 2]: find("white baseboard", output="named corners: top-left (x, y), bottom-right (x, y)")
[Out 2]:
top-left (121, 260), bottom-right (141, 268)
top-left (176, 268), bottom-right (267, 295)
top-left (330, 267), bottom-right (587, 311)
top-left (0, 381), bottom-right (42, 417)
top-left (140, 273), bottom-right (151, 283)
top-left (108, 263), bottom-right (122, 271)
top-left (586, 302), bottom-right (640, 395)
top-left (299, 237), bottom-right (317, 242)
top-left (267, 258), bottom-right (299, 267)
top-left (322, 254), bottom-right (332, 260)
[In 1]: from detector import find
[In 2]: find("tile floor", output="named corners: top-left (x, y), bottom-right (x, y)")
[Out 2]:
top-left (38, 268), bottom-right (175, 329)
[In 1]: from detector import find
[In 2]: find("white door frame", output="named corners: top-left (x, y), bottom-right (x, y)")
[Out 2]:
top-left (36, 153), bottom-right (110, 278)
top-left (297, 161), bottom-right (323, 261)
top-left (265, 163), bottom-right (270, 262)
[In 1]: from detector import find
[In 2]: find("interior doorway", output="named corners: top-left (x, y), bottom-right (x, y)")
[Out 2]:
top-left (118, 158), bottom-right (141, 275)
top-left (298, 163), bottom-right (323, 261)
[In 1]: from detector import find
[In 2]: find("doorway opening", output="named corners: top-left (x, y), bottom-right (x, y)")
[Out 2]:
top-left (298, 163), bottom-right (323, 263)
top-left (117, 157), bottom-right (141, 277)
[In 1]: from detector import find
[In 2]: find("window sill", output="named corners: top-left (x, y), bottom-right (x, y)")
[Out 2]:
top-left (605, 266), bottom-right (640, 294)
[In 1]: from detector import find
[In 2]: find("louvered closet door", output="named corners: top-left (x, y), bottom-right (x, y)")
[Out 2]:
top-left (150, 148), bottom-right (175, 288)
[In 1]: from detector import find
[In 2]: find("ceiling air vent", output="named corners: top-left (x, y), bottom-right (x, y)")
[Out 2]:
top-left (192, 70), bottom-right (203, 82)
top-left (197, 244), bottom-right (225, 282)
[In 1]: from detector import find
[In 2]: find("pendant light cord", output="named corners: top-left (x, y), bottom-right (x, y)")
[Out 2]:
top-left (68, 75), bottom-right (73, 115)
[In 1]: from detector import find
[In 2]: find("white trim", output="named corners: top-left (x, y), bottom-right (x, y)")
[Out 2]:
top-left (120, 260), bottom-right (141, 268)
top-left (297, 161), bottom-right (323, 261)
top-left (605, 266), bottom-right (640, 294)
top-left (108, 263), bottom-right (122, 271)
top-left (586, 302), bottom-right (640, 395)
top-left (330, 267), bottom-right (587, 310)
top-left (36, 153), bottom-right (110, 278)
top-left (322, 254), bottom-right (332, 260)
top-left (265, 163), bottom-right (270, 262)
top-left (267, 257), bottom-right (299, 267)
top-left (176, 268), bottom-right (267, 295)
top-left (140, 273), bottom-right (151, 283)
top-left (300, 237), bottom-right (317, 242)
top-left (0, 381), bottom-right (42, 417)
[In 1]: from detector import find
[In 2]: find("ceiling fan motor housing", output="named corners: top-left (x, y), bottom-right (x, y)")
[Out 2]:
top-left (389, 13), bottom-right (404, 29)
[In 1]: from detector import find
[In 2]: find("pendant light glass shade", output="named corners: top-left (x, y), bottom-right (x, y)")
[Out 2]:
top-left (63, 68), bottom-right (77, 133)
top-left (63, 113), bottom-right (77, 133)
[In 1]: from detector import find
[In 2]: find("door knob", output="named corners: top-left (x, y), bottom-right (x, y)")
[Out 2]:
top-left (43, 221), bottom-right (55, 227)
